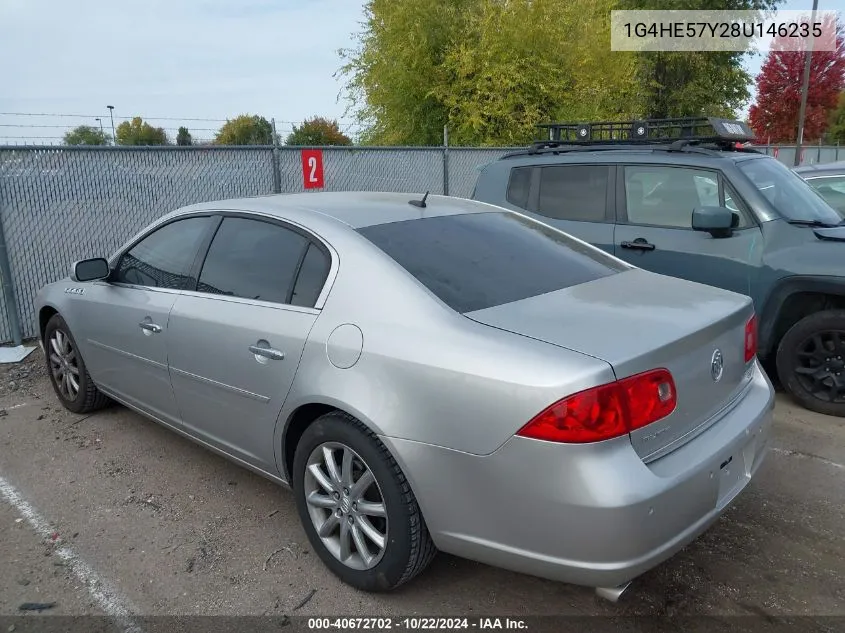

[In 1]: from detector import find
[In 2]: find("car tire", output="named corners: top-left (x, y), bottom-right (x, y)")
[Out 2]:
top-left (776, 309), bottom-right (845, 417)
top-left (44, 314), bottom-right (109, 414)
top-left (292, 411), bottom-right (437, 591)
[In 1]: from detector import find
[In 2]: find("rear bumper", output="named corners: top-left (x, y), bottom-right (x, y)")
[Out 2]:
top-left (382, 361), bottom-right (774, 588)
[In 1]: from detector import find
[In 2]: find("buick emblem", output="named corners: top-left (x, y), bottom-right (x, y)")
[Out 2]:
top-left (711, 349), bottom-right (724, 382)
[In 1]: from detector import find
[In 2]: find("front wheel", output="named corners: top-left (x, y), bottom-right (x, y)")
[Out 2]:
top-left (44, 314), bottom-right (109, 414)
top-left (776, 309), bottom-right (845, 417)
top-left (292, 412), bottom-right (436, 591)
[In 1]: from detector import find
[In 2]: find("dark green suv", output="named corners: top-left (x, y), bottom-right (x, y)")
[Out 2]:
top-left (472, 118), bottom-right (845, 417)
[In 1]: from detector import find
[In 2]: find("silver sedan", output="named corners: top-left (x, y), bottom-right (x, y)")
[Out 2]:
top-left (34, 192), bottom-right (774, 599)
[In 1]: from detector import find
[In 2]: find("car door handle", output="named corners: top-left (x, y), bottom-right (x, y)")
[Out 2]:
top-left (138, 321), bottom-right (162, 334)
top-left (620, 238), bottom-right (656, 251)
top-left (248, 345), bottom-right (285, 361)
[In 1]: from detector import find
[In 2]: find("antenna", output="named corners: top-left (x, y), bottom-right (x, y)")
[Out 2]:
top-left (409, 191), bottom-right (430, 208)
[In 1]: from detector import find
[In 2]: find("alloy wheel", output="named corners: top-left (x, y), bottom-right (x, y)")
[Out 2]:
top-left (48, 329), bottom-right (80, 401)
top-left (794, 329), bottom-right (845, 403)
top-left (303, 442), bottom-right (388, 570)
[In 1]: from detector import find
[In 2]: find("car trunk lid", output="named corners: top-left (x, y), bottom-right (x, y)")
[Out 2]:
top-left (465, 268), bottom-right (755, 461)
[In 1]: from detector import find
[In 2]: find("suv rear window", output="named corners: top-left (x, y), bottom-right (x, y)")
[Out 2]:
top-left (506, 167), bottom-right (532, 208)
top-left (358, 212), bottom-right (628, 313)
top-left (538, 165), bottom-right (609, 222)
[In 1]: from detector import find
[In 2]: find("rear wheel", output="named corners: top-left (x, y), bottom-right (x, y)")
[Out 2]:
top-left (292, 411), bottom-right (436, 591)
top-left (776, 310), bottom-right (845, 417)
top-left (44, 314), bottom-right (109, 414)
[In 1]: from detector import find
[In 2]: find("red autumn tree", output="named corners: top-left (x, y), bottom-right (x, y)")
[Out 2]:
top-left (749, 15), bottom-right (845, 143)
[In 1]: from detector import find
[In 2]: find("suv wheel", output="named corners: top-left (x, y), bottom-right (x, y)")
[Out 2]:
top-left (776, 310), bottom-right (845, 417)
top-left (292, 411), bottom-right (437, 591)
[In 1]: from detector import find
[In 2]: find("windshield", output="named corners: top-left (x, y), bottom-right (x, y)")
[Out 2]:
top-left (737, 158), bottom-right (843, 224)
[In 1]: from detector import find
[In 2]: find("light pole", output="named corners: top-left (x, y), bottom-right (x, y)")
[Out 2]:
top-left (794, 0), bottom-right (819, 166)
top-left (95, 117), bottom-right (104, 137)
top-left (106, 105), bottom-right (116, 145)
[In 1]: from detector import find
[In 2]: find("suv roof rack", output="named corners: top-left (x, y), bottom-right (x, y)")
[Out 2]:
top-left (537, 117), bottom-right (754, 143)
top-left (505, 117), bottom-right (759, 157)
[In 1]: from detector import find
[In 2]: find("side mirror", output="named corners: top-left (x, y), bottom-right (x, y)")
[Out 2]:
top-left (72, 258), bottom-right (110, 282)
top-left (692, 206), bottom-right (739, 237)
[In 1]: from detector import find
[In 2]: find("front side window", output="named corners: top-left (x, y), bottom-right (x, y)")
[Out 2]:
top-left (624, 166), bottom-right (749, 228)
top-left (115, 216), bottom-right (213, 289)
top-left (197, 217), bottom-right (310, 304)
top-left (537, 165), bottom-right (608, 222)
top-left (358, 212), bottom-right (628, 313)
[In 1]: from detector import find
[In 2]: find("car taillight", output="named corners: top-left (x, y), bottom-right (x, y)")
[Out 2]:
top-left (744, 314), bottom-right (758, 363)
top-left (516, 369), bottom-right (677, 444)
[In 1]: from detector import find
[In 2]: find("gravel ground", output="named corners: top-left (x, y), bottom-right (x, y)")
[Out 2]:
top-left (0, 350), bottom-right (843, 630)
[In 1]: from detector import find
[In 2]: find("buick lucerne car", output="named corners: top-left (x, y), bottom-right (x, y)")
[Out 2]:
top-left (35, 192), bottom-right (774, 599)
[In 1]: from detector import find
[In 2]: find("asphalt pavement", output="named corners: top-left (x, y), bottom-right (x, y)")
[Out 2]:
top-left (0, 352), bottom-right (843, 631)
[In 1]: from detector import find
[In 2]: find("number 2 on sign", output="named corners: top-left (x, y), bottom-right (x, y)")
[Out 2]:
top-left (301, 149), bottom-right (324, 189)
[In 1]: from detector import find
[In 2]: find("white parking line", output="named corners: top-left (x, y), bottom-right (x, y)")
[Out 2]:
top-left (0, 475), bottom-right (143, 632)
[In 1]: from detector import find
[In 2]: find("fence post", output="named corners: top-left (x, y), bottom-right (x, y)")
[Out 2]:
top-left (818, 139), bottom-right (822, 164)
top-left (0, 206), bottom-right (23, 346)
top-left (442, 125), bottom-right (450, 196)
top-left (270, 118), bottom-right (282, 194)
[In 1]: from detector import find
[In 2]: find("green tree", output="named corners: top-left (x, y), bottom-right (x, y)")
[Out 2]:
top-left (63, 125), bottom-right (110, 145)
top-left (339, 0), bottom-right (474, 145)
top-left (286, 117), bottom-right (352, 145)
top-left (620, 0), bottom-right (784, 118)
top-left (176, 126), bottom-right (193, 146)
top-left (827, 92), bottom-right (845, 143)
top-left (433, 0), bottom-right (644, 145)
top-left (340, 0), bottom-right (643, 146)
top-left (215, 115), bottom-right (274, 145)
top-left (340, 0), bottom-right (785, 146)
top-left (115, 117), bottom-right (168, 146)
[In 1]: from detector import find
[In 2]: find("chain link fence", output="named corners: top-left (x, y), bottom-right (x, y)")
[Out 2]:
top-left (0, 142), bottom-right (842, 344)
top-left (756, 144), bottom-right (845, 166)
top-left (0, 145), bottom-right (510, 343)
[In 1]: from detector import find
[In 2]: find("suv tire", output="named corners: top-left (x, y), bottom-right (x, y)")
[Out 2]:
top-left (776, 309), bottom-right (845, 417)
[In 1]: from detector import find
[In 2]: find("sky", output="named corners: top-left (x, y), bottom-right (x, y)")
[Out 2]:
top-left (0, 0), bottom-right (367, 143)
top-left (0, 0), bottom-right (839, 145)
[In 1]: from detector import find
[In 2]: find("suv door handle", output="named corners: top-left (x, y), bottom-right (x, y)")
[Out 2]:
top-left (248, 344), bottom-right (285, 361)
top-left (138, 321), bottom-right (162, 334)
top-left (621, 238), bottom-right (656, 251)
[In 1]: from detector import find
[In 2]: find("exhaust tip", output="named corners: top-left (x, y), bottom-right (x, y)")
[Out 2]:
top-left (595, 582), bottom-right (632, 603)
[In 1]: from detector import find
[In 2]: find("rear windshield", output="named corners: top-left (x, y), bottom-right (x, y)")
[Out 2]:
top-left (358, 212), bottom-right (628, 313)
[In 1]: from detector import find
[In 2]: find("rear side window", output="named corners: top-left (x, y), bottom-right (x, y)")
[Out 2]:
top-left (506, 167), bottom-right (532, 209)
top-left (358, 212), bottom-right (628, 313)
top-left (291, 243), bottom-right (331, 307)
top-left (197, 217), bottom-right (309, 304)
top-left (538, 165), bottom-right (609, 222)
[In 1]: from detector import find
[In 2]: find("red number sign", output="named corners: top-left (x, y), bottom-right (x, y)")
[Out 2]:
top-left (301, 149), bottom-right (324, 189)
